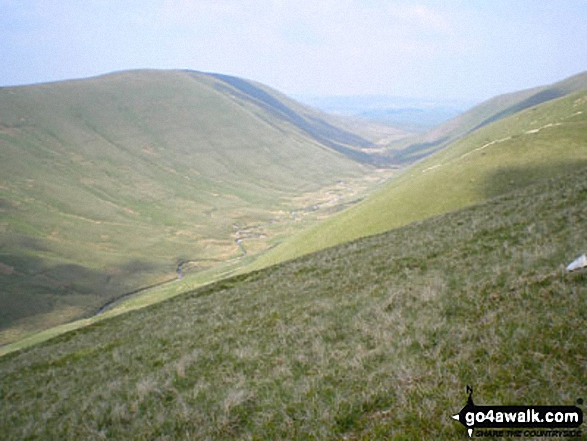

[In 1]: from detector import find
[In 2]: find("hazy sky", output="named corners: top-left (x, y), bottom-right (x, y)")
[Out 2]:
top-left (1, 0), bottom-right (586, 101)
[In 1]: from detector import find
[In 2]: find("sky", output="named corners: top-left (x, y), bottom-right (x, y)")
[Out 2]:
top-left (1, 0), bottom-right (586, 101)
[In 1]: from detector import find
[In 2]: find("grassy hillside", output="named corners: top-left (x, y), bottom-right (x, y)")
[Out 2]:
top-left (254, 88), bottom-right (587, 267)
top-left (388, 70), bottom-right (587, 163)
top-left (1, 165), bottom-right (585, 440)
top-left (0, 69), bottom-right (379, 342)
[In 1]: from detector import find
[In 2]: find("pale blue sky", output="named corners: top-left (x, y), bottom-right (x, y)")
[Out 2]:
top-left (1, 0), bottom-right (586, 101)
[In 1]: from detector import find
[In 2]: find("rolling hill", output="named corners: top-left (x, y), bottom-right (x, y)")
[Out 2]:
top-left (1, 163), bottom-right (585, 439)
top-left (387, 70), bottom-right (587, 163)
top-left (253, 83), bottom-right (587, 268)
top-left (0, 69), bottom-right (387, 342)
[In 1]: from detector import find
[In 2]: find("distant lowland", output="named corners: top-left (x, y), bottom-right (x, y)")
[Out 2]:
top-left (295, 94), bottom-right (476, 132)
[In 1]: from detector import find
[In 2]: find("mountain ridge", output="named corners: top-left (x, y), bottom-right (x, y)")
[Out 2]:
top-left (0, 69), bottom-right (384, 342)
top-left (387, 70), bottom-right (587, 163)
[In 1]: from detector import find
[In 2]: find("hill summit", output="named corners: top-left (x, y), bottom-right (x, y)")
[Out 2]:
top-left (0, 69), bottom-right (382, 341)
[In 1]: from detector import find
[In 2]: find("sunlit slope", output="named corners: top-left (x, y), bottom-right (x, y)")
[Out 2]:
top-left (391, 70), bottom-right (587, 163)
top-left (255, 89), bottom-right (587, 267)
top-left (0, 70), bottom-right (371, 339)
top-left (1, 166), bottom-right (585, 439)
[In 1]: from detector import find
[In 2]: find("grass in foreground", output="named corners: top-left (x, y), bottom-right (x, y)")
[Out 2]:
top-left (0, 167), bottom-right (586, 440)
top-left (0, 256), bottom-right (250, 357)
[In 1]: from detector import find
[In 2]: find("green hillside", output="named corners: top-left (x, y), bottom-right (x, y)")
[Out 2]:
top-left (388, 70), bottom-right (587, 163)
top-left (0, 69), bottom-right (379, 342)
top-left (254, 88), bottom-right (587, 267)
top-left (1, 165), bottom-right (585, 440)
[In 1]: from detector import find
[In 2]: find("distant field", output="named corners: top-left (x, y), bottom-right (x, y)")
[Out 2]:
top-left (295, 94), bottom-right (472, 132)
top-left (253, 89), bottom-right (587, 268)
top-left (1, 165), bottom-right (585, 440)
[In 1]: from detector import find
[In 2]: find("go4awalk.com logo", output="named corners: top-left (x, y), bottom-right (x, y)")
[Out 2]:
top-left (452, 386), bottom-right (584, 438)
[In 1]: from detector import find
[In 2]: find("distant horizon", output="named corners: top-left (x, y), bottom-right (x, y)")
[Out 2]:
top-left (0, 66), bottom-right (482, 104)
top-left (2, 1), bottom-right (586, 101)
top-left (2, 66), bottom-right (586, 110)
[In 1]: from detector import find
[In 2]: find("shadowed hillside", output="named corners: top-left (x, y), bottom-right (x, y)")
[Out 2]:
top-left (0, 69), bottom-right (382, 341)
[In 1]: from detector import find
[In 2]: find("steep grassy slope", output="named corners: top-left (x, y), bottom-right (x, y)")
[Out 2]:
top-left (0, 69), bottom-right (375, 341)
top-left (1, 166), bottom-right (585, 440)
top-left (255, 89), bottom-right (587, 267)
top-left (389, 70), bottom-right (587, 163)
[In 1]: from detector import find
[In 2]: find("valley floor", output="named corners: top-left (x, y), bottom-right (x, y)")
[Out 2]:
top-left (0, 167), bottom-right (396, 353)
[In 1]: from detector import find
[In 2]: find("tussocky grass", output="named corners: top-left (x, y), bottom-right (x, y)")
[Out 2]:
top-left (1, 165), bottom-right (585, 440)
